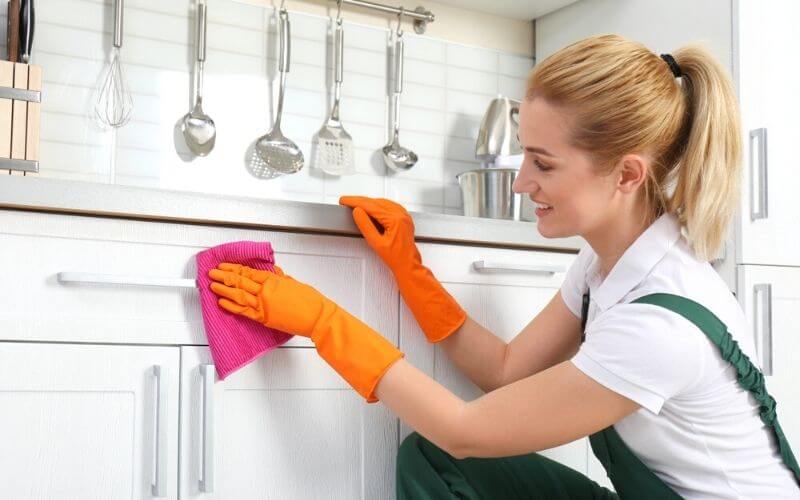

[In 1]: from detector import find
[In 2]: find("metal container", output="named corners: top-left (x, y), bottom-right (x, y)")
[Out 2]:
top-left (456, 167), bottom-right (523, 220)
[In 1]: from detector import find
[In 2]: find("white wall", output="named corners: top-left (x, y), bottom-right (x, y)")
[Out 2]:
top-left (536, 0), bottom-right (732, 69)
top-left (17, 0), bottom-right (536, 215)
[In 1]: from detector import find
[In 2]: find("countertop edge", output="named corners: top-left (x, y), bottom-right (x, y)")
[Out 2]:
top-left (0, 176), bottom-right (584, 252)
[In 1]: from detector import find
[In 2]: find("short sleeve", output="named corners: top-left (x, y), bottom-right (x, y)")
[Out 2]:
top-left (570, 302), bottom-right (704, 414)
top-left (559, 245), bottom-right (593, 318)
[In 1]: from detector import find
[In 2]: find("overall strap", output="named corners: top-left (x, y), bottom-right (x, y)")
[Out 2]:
top-left (632, 293), bottom-right (800, 487)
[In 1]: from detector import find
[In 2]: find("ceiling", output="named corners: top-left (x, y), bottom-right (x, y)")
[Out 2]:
top-left (430, 0), bottom-right (580, 20)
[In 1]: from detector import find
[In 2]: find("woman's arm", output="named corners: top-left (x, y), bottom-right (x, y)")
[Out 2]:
top-left (438, 290), bottom-right (584, 394)
top-left (375, 357), bottom-right (639, 459)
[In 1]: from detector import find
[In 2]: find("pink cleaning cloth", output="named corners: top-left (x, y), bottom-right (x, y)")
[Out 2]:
top-left (196, 241), bottom-right (294, 380)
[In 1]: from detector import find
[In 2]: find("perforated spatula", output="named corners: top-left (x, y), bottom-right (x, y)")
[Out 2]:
top-left (312, 17), bottom-right (354, 175)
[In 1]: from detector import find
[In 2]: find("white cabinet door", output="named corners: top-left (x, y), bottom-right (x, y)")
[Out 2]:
top-left (736, 0), bottom-right (800, 266)
top-left (0, 343), bottom-right (180, 499)
top-left (738, 265), bottom-right (800, 450)
top-left (398, 242), bottom-right (589, 473)
top-left (179, 346), bottom-right (398, 499)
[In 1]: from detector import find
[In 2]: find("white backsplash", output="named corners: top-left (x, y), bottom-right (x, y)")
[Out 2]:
top-left (9, 0), bottom-right (533, 215)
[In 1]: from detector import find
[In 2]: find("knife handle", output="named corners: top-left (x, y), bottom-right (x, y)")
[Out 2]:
top-left (19, 0), bottom-right (34, 63)
top-left (7, 0), bottom-right (20, 63)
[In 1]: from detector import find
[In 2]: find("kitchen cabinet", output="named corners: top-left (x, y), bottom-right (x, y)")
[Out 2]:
top-left (398, 241), bottom-right (589, 473)
top-left (737, 265), bottom-right (800, 451)
top-left (735, 0), bottom-right (800, 267)
top-left (0, 342), bottom-right (180, 499)
top-left (179, 346), bottom-right (397, 499)
top-left (0, 207), bottom-right (589, 498)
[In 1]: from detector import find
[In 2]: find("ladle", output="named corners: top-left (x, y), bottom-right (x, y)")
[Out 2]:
top-left (382, 10), bottom-right (417, 171)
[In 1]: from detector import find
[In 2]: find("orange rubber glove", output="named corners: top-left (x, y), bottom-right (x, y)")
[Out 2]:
top-left (339, 196), bottom-right (467, 343)
top-left (208, 263), bottom-right (404, 403)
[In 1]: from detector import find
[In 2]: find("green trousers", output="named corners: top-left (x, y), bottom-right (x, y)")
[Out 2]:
top-left (396, 431), bottom-right (618, 499)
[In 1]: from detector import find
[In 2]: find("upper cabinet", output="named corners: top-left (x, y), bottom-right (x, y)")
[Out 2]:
top-left (735, 0), bottom-right (800, 267)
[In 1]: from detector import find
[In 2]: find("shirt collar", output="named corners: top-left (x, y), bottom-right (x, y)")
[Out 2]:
top-left (586, 212), bottom-right (683, 312)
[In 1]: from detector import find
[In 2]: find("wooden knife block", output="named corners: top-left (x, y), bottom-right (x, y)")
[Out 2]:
top-left (0, 60), bottom-right (41, 175)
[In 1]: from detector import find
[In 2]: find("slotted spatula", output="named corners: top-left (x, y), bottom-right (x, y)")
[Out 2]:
top-left (312, 16), bottom-right (354, 175)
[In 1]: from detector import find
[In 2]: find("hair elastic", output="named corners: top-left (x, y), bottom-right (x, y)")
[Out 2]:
top-left (660, 53), bottom-right (682, 78)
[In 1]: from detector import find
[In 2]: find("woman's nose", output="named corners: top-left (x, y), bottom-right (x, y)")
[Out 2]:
top-left (512, 162), bottom-right (537, 194)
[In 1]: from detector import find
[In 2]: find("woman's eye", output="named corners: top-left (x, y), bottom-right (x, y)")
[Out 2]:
top-left (533, 159), bottom-right (551, 171)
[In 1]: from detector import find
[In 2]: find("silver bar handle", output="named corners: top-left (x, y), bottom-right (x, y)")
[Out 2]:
top-left (152, 365), bottom-right (168, 497)
top-left (279, 9), bottom-right (290, 73)
top-left (199, 364), bottom-right (215, 492)
top-left (749, 128), bottom-right (768, 220)
top-left (196, 2), bottom-right (207, 63)
top-left (57, 272), bottom-right (197, 289)
top-left (113, 0), bottom-right (124, 49)
top-left (754, 284), bottom-right (773, 376)
top-left (472, 261), bottom-right (566, 275)
top-left (394, 33), bottom-right (403, 94)
top-left (334, 19), bottom-right (343, 84)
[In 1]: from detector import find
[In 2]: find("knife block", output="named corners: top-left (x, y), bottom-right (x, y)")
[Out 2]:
top-left (0, 60), bottom-right (41, 175)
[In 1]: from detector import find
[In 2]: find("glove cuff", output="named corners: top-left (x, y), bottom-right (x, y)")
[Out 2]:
top-left (311, 302), bottom-right (405, 403)
top-left (394, 264), bottom-right (467, 343)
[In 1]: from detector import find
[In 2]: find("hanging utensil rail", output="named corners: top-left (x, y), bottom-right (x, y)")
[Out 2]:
top-left (335, 0), bottom-right (434, 33)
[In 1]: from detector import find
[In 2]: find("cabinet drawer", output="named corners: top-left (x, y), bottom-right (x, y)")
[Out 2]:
top-left (417, 241), bottom-right (578, 288)
top-left (0, 210), bottom-right (397, 346)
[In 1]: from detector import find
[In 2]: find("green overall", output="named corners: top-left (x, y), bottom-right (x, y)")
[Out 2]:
top-left (396, 293), bottom-right (800, 499)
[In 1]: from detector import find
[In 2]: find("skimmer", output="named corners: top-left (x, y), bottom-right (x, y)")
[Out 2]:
top-left (252, 7), bottom-right (304, 176)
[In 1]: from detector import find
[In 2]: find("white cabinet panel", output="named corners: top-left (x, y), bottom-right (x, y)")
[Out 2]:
top-left (179, 346), bottom-right (398, 499)
top-left (738, 265), bottom-right (800, 450)
top-left (0, 209), bottom-right (397, 348)
top-left (0, 342), bottom-right (180, 499)
top-left (736, 0), bottom-right (800, 266)
top-left (398, 242), bottom-right (588, 473)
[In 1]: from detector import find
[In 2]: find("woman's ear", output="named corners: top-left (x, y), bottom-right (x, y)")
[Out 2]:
top-left (616, 154), bottom-right (648, 194)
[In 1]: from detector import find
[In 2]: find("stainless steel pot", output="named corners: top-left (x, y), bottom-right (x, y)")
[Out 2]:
top-left (456, 167), bottom-right (522, 220)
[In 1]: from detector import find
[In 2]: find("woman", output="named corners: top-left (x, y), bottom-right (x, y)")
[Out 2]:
top-left (208, 35), bottom-right (800, 498)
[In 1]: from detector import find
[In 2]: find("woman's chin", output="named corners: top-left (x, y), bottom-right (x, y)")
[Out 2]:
top-left (535, 217), bottom-right (570, 239)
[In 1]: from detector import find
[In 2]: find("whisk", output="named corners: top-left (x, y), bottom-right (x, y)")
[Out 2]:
top-left (95, 0), bottom-right (133, 128)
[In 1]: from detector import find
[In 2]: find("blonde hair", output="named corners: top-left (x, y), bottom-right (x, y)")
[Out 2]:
top-left (526, 34), bottom-right (741, 261)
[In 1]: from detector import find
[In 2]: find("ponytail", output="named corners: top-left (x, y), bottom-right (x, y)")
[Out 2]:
top-left (668, 45), bottom-right (741, 261)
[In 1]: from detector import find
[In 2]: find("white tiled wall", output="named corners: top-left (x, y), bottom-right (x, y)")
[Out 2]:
top-left (7, 0), bottom-right (533, 215)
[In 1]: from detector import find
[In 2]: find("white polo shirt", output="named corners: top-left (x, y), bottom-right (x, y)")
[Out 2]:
top-left (561, 212), bottom-right (799, 499)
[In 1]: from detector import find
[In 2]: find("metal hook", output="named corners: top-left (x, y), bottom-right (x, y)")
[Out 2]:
top-left (335, 0), bottom-right (342, 21)
top-left (280, 0), bottom-right (287, 11)
top-left (395, 6), bottom-right (404, 36)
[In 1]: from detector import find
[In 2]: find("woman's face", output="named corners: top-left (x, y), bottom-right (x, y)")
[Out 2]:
top-left (512, 97), bottom-right (618, 239)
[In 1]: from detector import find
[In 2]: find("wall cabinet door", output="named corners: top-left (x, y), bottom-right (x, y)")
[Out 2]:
top-left (179, 345), bottom-right (398, 499)
top-left (0, 342), bottom-right (180, 499)
top-left (738, 265), bottom-right (800, 450)
top-left (397, 242), bottom-right (588, 472)
top-left (736, 0), bottom-right (800, 266)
